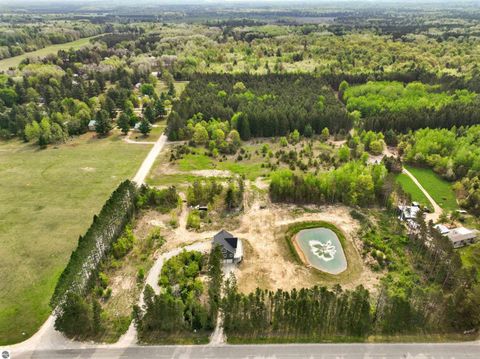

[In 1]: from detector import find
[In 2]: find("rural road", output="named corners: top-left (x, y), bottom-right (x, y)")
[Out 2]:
top-left (10, 342), bottom-right (480, 358)
top-left (132, 133), bottom-right (167, 185)
top-left (402, 167), bottom-right (442, 223)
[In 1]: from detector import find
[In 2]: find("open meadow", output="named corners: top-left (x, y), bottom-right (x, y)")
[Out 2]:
top-left (0, 133), bottom-right (149, 344)
top-left (0, 35), bottom-right (100, 71)
top-left (404, 165), bottom-right (458, 212)
top-left (395, 172), bottom-right (432, 210)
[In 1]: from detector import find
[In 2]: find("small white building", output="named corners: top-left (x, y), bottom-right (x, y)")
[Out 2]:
top-left (433, 224), bottom-right (450, 235)
top-left (447, 227), bottom-right (478, 248)
top-left (398, 203), bottom-right (421, 221)
top-left (88, 120), bottom-right (96, 131)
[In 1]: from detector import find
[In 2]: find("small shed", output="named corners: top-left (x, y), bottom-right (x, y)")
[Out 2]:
top-left (434, 224), bottom-right (450, 235)
top-left (88, 120), bottom-right (96, 131)
top-left (213, 230), bottom-right (243, 264)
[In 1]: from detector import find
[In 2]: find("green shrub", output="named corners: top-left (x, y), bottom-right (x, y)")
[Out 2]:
top-left (186, 210), bottom-right (201, 230)
top-left (112, 226), bottom-right (135, 259)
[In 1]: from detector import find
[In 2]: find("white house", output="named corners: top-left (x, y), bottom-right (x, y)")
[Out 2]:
top-left (213, 230), bottom-right (243, 264)
top-left (447, 227), bottom-right (478, 248)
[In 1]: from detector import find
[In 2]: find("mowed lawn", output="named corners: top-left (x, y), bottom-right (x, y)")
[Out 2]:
top-left (0, 35), bottom-right (100, 71)
top-left (405, 165), bottom-right (459, 212)
top-left (0, 133), bottom-right (150, 344)
top-left (395, 172), bottom-right (432, 210)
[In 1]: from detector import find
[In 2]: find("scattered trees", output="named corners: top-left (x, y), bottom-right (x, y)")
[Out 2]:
top-left (134, 248), bottom-right (222, 342)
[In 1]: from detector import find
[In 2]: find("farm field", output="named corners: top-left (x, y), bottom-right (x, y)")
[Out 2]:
top-left (404, 165), bottom-right (459, 212)
top-left (395, 172), bottom-right (432, 209)
top-left (0, 35), bottom-right (100, 71)
top-left (0, 133), bottom-right (150, 345)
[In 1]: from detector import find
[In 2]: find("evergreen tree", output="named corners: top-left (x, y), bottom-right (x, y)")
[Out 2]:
top-left (95, 110), bottom-right (112, 137)
top-left (168, 81), bottom-right (176, 98)
top-left (139, 118), bottom-right (152, 136)
top-left (55, 293), bottom-right (92, 337)
top-left (117, 112), bottom-right (131, 135)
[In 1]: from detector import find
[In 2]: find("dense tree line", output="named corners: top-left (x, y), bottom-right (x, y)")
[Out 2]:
top-left (222, 280), bottom-right (371, 340)
top-left (0, 22), bottom-right (105, 60)
top-left (167, 74), bottom-right (350, 141)
top-left (342, 81), bottom-right (480, 132)
top-left (269, 162), bottom-right (387, 207)
top-left (53, 182), bottom-right (183, 338)
top-left (51, 180), bottom-right (138, 308)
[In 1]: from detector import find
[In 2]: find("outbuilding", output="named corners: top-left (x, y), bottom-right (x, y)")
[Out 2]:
top-left (88, 120), bottom-right (96, 131)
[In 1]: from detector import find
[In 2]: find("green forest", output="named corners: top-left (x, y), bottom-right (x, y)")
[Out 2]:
top-left (343, 81), bottom-right (480, 131)
top-left (167, 74), bottom-right (350, 140)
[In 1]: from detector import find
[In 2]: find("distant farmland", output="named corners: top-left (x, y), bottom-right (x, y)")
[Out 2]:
top-left (0, 35), bottom-right (101, 71)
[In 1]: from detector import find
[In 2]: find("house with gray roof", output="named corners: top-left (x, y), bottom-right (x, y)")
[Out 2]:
top-left (213, 230), bottom-right (243, 264)
top-left (446, 227), bottom-right (478, 248)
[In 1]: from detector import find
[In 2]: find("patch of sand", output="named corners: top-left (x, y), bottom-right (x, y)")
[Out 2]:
top-left (190, 169), bottom-right (231, 177)
top-left (233, 188), bottom-right (380, 294)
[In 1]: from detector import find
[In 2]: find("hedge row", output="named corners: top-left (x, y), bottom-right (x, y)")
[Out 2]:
top-left (50, 180), bottom-right (138, 308)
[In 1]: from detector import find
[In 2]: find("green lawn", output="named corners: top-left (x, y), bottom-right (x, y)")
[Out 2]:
top-left (0, 35), bottom-right (101, 71)
top-left (395, 173), bottom-right (432, 210)
top-left (405, 165), bottom-right (459, 212)
top-left (0, 133), bottom-right (150, 345)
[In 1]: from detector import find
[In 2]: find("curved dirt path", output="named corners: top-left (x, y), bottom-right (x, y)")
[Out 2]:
top-left (117, 240), bottom-right (212, 346)
top-left (402, 167), bottom-right (442, 223)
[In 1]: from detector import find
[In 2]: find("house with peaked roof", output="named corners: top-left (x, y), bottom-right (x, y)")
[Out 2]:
top-left (213, 229), bottom-right (243, 264)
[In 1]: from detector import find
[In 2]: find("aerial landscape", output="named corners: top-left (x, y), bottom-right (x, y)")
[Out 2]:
top-left (1, 0), bottom-right (480, 358)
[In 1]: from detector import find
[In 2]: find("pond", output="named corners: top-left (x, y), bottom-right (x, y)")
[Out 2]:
top-left (294, 227), bottom-right (347, 275)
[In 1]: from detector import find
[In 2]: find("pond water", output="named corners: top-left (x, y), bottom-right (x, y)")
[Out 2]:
top-left (295, 227), bottom-right (347, 274)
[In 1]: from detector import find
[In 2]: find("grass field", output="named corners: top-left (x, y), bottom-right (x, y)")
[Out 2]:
top-left (0, 35), bottom-right (101, 71)
top-left (405, 165), bottom-right (458, 212)
top-left (0, 133), bottom-right (150, 345)
top-left (395, 173), bottom-right (432, 210)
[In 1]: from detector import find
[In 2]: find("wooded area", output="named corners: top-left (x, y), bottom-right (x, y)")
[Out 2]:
top-left (167, 74), bottom-right (350, 140)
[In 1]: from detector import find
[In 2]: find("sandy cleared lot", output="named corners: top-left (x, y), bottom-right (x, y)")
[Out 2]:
top-left (232, 183), bottom-right (381, 293)
top-left (134, 179), bottom-right (380, 297)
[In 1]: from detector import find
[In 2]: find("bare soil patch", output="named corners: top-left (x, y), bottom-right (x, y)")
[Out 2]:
top-left (232, 189), bottom-right (380, 293)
